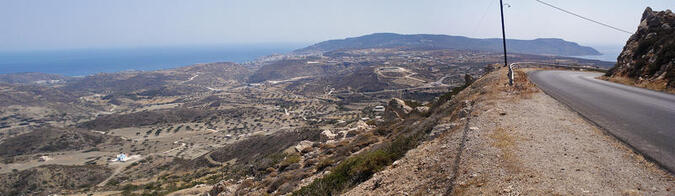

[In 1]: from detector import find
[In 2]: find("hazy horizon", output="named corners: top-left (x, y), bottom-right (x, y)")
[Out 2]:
top-left (0, 33), bottom-right (621, 53)
top-left (2, 0), bottom-right (673, 51)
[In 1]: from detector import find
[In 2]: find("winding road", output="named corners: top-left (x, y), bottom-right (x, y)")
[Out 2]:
top-left (528, 70), bottom-right (675, 173)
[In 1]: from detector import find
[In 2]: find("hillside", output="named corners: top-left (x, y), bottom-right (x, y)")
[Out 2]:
top-left (205, 66), bottom-right (675, 195)
top-left (0, 165), bottom-right (111, 196)
top-left (296, 33), bottom-right (601, 56)
top-left (249, 47), bottom-right (612, 90)
top-left (605, 8), bottom-right (675, 92)
top-left (0, 47), bottom-right (629, 195)
top-left (247, 58), bottom-right (336, 83)
top-left (64, 62), bottom-right (250, 94)
top-left (344, 67), bottom-right (674, 195)
top-left (0, 127), bottom-right (119, 159)
top-left (0, 72), bottom-right (71, 84)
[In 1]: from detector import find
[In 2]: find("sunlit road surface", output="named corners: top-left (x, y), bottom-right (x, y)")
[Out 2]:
top-left (529, 70), bottom-right (675, 173)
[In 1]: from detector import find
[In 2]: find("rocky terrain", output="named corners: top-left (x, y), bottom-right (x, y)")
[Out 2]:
top-left (346, 67), bottom-right (674, 195)
top-left (0, 35), bottom-right (622, 195)
top-left (606, 7), bottom-right (675, 93)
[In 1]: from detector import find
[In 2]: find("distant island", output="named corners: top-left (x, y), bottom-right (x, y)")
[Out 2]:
top-left (297, 33), bottom-right (601, 56)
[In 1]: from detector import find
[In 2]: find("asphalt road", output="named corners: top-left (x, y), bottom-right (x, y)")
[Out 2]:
top-left (528, 70), bottom-right (675, 173)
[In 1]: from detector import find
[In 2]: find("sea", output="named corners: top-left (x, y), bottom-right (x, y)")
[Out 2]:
top-left (0, 44), bottom-right (304, 76)
top-left (571, 45), bottom-right (623, 62)
top-left (0, 44), bottom-right (623, 77)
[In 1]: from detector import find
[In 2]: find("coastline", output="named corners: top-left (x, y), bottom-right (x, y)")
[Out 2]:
top-left (0, 44), bottom-right (302, 76)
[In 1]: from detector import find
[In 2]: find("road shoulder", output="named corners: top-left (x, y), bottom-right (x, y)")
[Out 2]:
top-left (345, 68), bottom-right (674, 195)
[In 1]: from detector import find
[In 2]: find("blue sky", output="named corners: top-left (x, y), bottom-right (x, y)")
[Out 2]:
top-left (1, 0), bottom-right (673, 51)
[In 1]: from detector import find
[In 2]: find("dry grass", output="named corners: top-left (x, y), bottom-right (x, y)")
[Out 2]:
top-left (511, 70), bottom-right (539, 99)
top-left (603, 76), bottom-right (674, 94)
top-left (641, 80), bottom-right (670, 92)
top-left (279, 153), bottom-right (302, 169)
top-left (603, 76), bottom-right (634, 86)
top-left (468, 67), bottom-right (530, 173)
top-left (473, 67), bottom-right (539, 102)
top-left (490, 127), bottom-right (515, 149)
top-left (451, 175), bottom-right (488, 196)
top-left (488, 127), bottom-right (520, 172)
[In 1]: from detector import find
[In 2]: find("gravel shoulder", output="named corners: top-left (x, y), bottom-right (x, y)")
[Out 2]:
top-left (345, 68), bottom-right (674, 195)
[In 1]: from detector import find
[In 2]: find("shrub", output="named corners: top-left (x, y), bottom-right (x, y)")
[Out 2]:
top-left (315, 158), bottom-right (334, 171)
top-left (403, 100), bottom-right (423, 108)
top-left (279, 154), bottom-right (301, 170)
top-left (293, 132), bottom-right (422, 196)
top-left (106, 179), bottom-right (120, 186)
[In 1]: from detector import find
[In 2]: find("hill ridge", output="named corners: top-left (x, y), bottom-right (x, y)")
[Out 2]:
top-left (296, 32), bottom-right (601, 56)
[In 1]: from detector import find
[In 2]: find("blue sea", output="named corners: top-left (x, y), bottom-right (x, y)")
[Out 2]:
top-left (571, 45), bottom-right (623, 62)
top-left (0, 44), bottom-right (304, 76)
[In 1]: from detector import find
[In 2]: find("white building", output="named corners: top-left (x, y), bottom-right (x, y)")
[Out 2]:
top-left (114, 154), bottom-right (129, 162)
top-left (373, 106), bottom-right (386, 112)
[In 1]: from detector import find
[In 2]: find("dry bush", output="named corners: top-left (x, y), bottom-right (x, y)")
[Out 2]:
top-left (637, 79), bottom-right (669, 91)
top-left (316, 158), bottom-right (335, 171)
top-left (604, 75), bottom-right (674, 93)
top-left (490, 127), bottom-right (515, 150)
top-left (605, 76), bottom-right (635, 86)
top-left (484, 67), bottom-right (539, 100)
top-left (511, 70), bottom-right (539, 99)
top-left (279, 153), bottom-right (302, 170)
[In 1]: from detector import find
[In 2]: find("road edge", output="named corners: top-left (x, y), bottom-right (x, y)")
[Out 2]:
top-left (527, 70), bottom-right (674, 174)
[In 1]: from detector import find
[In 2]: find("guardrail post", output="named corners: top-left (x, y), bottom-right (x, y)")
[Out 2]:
top-left (508, 63), bottom-right (514, 85)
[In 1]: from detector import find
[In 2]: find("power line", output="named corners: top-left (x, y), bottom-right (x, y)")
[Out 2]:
top-left (469, 0), bottom-right (496, 35)
top-left (534, 0), bottom-right (633, 34)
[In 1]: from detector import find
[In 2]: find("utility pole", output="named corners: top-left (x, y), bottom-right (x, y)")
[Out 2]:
top-left (499, 0), bottom-right (513, 85)
top-left (499, 0), bottom-right (507, 67)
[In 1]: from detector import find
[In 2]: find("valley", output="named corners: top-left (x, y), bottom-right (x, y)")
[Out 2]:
top-left (0, 44), bottom-right (615, 195)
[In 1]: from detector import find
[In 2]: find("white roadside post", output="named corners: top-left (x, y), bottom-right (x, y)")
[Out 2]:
top-left (508, 63), bottom-right (515, 85)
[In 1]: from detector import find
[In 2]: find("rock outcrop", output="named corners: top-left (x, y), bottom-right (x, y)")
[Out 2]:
top-left (606, 7), bottom-right (675, 91)
top-left (320, 129), bottom-right (337, 142)
top-left (384, 98), bottom-right (413, 121)
top-left (294, 140), bottom-right (314, 153)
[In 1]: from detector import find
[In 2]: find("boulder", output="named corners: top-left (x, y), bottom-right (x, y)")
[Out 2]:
top-left (390, 98), bottom-right (413, 114)
top-left (320, 130), bottom-right (337, 142)
top-left (209, 179), bottom-right (240, 196)
top-left (430, 123), bottom-right (458, 138)
top-left (384, 98), bottom-right (413, 121)
top-left (350, 120), bottom-right (369, 129)
top-left (415, 106), bottom-right (430, 113)
top-left (295, 140), bottom-right (313, 153)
